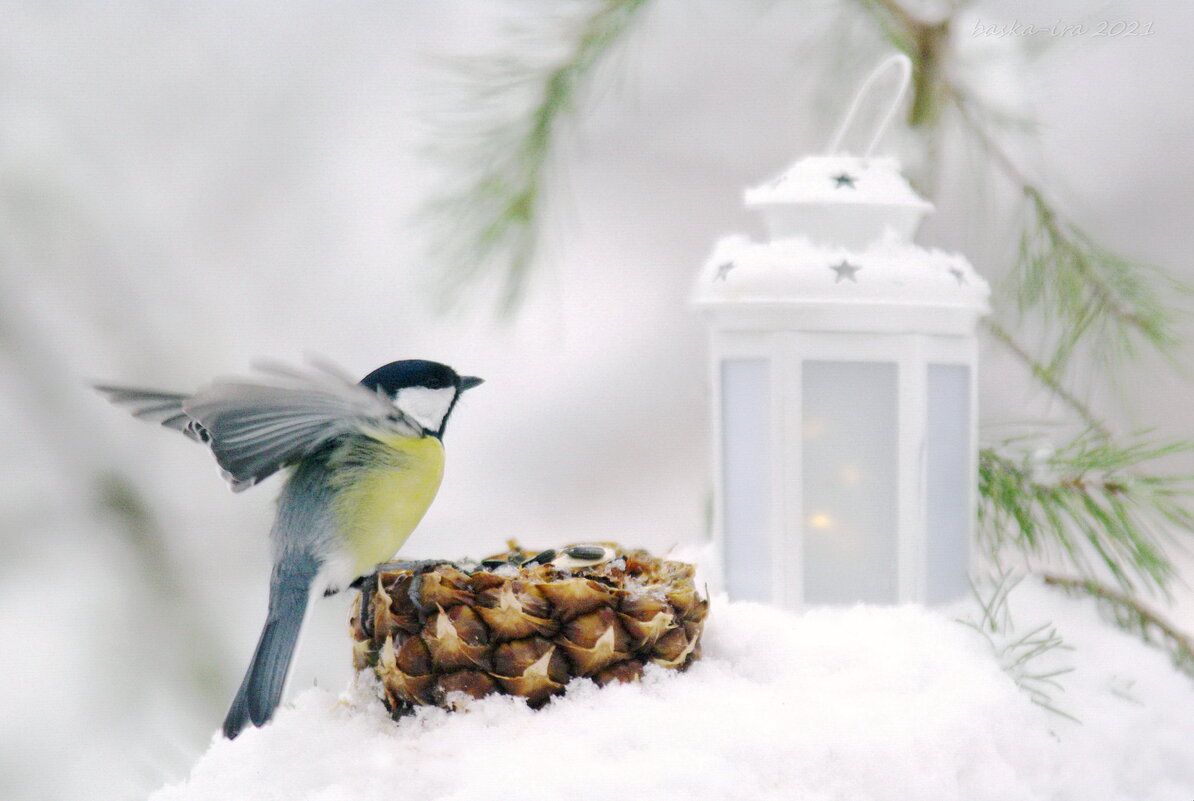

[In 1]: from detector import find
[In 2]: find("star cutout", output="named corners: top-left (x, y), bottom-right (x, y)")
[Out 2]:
top-left (714, 262), bottom-right (735, 282)
top-left (948, 267), bottom-right (967, 285)
top-left (830, 260), bottom-right (861, 283)
top-left (831, 172), bottom-right (858, 189)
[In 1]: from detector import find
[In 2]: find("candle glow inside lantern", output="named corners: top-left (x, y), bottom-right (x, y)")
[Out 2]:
top-left (695, 59), bottom-right (990, 607)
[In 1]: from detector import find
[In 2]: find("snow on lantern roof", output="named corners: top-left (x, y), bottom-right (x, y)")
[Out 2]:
top-left (744, 154), bottom-right (933, 211)
top-left (694, 230), bottom-right (990, 335)
top-left (699, 232), bottom-right (988, 306)
top-left (742, 154), bottom-right (934, 247)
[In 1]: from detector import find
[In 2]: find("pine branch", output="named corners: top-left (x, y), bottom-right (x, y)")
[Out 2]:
top-left (979, 433), bottom-right (1194, 593)
top-left (1020, 206), bottom-right (1185, 380)
top-left (855, 8), bottom-right (1186, 412)
top-left (958, 570), bottom-right (1078, 722)
top-left (983, 318), bottom-right (1111, 438)
top-left (422, 0), bottom-right (651, 314)
top-left (1040, 572), bottom-right (1194, 680)
top-left (854, 0), bottom-right (951, 127)
top-left (951, 90), bottom-right (1188, 386)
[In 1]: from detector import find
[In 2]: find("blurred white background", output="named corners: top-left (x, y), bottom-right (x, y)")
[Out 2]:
top-left (2, 1), bottom-right (1192, 798)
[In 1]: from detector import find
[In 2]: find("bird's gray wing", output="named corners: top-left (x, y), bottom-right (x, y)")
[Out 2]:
top-left (182, 360), bottom-right (416, 492)
top-left (98, 360), bottom-right (417, 492)
top-left (94, 386), bottom-right (211, 443)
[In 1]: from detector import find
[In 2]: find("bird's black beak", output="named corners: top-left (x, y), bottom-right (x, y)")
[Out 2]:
top-left (459, 376), bottom-right (484, 391)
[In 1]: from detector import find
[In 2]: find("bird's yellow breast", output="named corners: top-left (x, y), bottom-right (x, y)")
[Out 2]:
top-left (331, 432), bottom-right (445, 577)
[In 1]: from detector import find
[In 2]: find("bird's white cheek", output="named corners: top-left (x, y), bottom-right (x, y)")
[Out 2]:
top-left (395, 386), bottom-right (456, 432)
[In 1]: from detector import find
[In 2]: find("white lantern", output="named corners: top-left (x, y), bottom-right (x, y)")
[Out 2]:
top-left (695, 56), bottom-right (990, 607)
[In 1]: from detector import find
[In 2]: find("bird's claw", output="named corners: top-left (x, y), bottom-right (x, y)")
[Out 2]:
top-left (395, 560), bottom-right (459, 612)
top-left (342, 570), bottom-right (383, 637)
top-left (350, 560), bottom-right (459, 627)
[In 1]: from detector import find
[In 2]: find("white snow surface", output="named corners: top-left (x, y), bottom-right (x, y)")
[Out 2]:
top-left (152, 581), bottom-right (1194, 801)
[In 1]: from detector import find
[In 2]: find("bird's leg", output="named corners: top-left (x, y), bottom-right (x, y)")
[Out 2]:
top-left (359, 576), bottom-right (375, 639)
top-left (340, 572), bottom-right (382, 638)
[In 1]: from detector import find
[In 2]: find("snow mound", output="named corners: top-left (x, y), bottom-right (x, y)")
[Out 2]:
top-left (152, 585), bottom-right (1194, 801)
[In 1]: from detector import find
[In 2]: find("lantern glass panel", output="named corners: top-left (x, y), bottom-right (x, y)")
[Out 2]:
top-left (801, 360), bottom-right (898, 604)
top-left (925, 364), bottom-right (971, 603)
top-left (720, 358), bottom-right (772, 602)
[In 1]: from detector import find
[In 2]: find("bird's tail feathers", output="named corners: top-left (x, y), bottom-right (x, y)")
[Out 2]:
top-left (223, 558), bottom-right (317, 739)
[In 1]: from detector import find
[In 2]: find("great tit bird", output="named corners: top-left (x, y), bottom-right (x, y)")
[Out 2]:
top-left (96, 358), bottom-right (482, 739)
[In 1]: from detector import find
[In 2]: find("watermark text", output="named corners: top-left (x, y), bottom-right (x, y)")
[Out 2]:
top-left (971, 19), bottom-right (1154, 38)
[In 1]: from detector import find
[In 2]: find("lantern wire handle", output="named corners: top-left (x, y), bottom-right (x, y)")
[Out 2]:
top-left (825, 53), bottom-right (913, 158)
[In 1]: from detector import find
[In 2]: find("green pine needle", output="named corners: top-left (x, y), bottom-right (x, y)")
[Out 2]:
top-left (959, 571), bottom-right (1078, 722)
top-left (1014, 190), bottom-right (1188, 384)
top-left (421, 0), bottom-right (652, 314)
top-left (950, 87), bottom-right (1190, 404)
top-left (979, 432), bottom-right (1194, 594)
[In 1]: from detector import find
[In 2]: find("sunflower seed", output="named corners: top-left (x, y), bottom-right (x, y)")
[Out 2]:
top-left (526, 549), bottom-right (557, 566)
top-left (563, 546), bottom-right (608, 561)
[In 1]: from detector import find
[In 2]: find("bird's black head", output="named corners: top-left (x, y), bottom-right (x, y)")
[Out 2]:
top-left (360, 360), bottom-right (460, 395)
top-left (360, 360), bottom-right (483, 437)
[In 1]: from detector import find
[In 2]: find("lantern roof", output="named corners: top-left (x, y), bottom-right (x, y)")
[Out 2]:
top-left (744, 154), bottom-right (932, 212)
top-left (699, 232), bottom-right (987, 304)
top-left (694, 230), bottom-right (990, 334)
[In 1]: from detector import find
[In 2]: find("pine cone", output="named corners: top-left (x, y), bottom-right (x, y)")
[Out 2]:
top-left (349, 545), bottom-right (707, 713)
